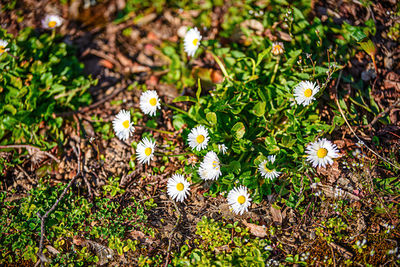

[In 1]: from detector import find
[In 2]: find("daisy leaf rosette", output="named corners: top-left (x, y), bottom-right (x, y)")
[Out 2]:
top-left (171, 6), bottom-right (355, 207)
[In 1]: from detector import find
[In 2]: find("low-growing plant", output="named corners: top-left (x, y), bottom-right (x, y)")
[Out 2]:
top-left (0, 27), bottom-right (95, 149)
top-left (0, 179), bottom-right (154, 265)
top-left (172, 7), bottom-right (351, 206)
top-left (173, 217), bottom-right (271, 266)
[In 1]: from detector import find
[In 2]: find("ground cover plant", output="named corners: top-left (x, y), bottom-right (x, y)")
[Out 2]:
top-left (0, 0), bottom-right (399, 266)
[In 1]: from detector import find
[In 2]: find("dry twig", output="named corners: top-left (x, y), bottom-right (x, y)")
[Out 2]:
top-left (164, 201), bottom-right (181, 267)
top-left (36, 145), bottom-right (82, 266)
top-left (334, 71), bottom-right (400, 170)
top-left (0, 144), bottom-right (60, 163)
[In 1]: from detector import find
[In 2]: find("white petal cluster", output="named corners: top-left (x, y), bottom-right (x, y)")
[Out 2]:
top-left (227, 186), bottom-right (252, 215)
top-left (184, 27), bottom-right (202, 57)
top-left (112, 109), bottom-right (135, 141)
top-left (188, 125), bottom-right (209, 151)
top-left (306, 138), bottom-right (339, 168)
top-left (293, 81), bottom-right (320, 106)
top-left (167, 174), bottom-right (190, 202)
top-left (0, 40), bottom-right (9, 55)
top-left (136, 137), bottom-right (156, 165)
top-left (258, 155), bottom-right (281, 180)
top-left (218, 144), bottom-right (227, 155)
top-left (140, 90), bottom-right (161, 116)
top-left (271, 42), bottom-right (284, 56)
top-left (198, 151), bottom-right (222, 181)
top-left (42, 14), bottom-right (63, 29)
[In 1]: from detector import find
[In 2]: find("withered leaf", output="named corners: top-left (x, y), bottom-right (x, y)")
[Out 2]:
top-left (270, 206), bottom-right (283, 224)
top-left (242, 220), bottom-right (267, 238)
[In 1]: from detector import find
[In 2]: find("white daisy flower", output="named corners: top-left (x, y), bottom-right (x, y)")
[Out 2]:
top-left (188, 125), bottom-right (209, 151)
top-left (218, 144), bottom-right (227, 154)
top-left (167, 174), bottom-right (190, 202)
top-left (293, 81), bottom-right (320, 106)
top-left (139, 90), bottom-right (161, 116)
top-left (271, 42), bottom-right (284, 56)
top-left (306, 138), bottom-right (339, 168)
top-left (198, 151), bottom-right (222, 180)
top-left (136, 137), bottom-right (156, 165)
top-left (227, 186), bottom-right (252, 215)
top-left (258, 155), bottom-right (281, 180)
top-left (184, 27), bottom-right (202, 57)
top-left (0, 40), bottom-right (9, 55)
top-left (112, 109), bottom-right (135, 141)
top-left (41, 14), bottom-right (63, 29)
top-left (198, 151), bottom-right (221, 181)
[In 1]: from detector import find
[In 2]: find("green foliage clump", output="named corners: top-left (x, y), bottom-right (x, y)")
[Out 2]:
top-left (0, 178), bottom-right (153, 265)
top-left (173, 217), bottom-right (270, 266)
top-left (0, 27), bottom-right (95, 148)
top-left (173, 6), bottom-right (352, 206)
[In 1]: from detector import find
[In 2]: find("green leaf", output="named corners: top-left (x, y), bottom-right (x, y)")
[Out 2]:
top-left (251, 102), bottom-right (266, 117)
top-left (206, 112), bottom-right (217, 125)
top-left (3, 104), bottom-right (17, 115)
top-left (256, 49), bottom-right (270, 66)
top-left (232, 122), bottom-right (245, 139)
top-left (196, 78), bottom-right (202, 103)
top-left (228, 161), bottom-right (241, 173)
top-left (173, 96), bottom-right (197, 103)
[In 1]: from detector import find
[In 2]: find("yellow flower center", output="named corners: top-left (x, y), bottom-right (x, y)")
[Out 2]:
top-left (0, 46), bottom-right (5, 53)
top-left (176, 183), bottom-right (184, 191)
top-left (122, 120), bottom-right (130, 129)
top-left (192, 38), bottom-right (199, 46)
top-left (149, 97), bottom-right (157, 106)
top-left (212, 160), bottom-right (219, 169)
top-left (145, 147), bottom-right (152, 156)
top-left (264, 165), bottom-right (272, 173)
top-left (196, 134), bottom-right (205, 144)
top-left (272, 45), bottom-right (282, 53)
top-left (317, 148), bottom-right (328, 158)
top-left (304, 89), bottom-right (313, 98)
top-left (237, 195), bottom-right (246, 204)
top-left (48, 21), bottom-right (57, 28)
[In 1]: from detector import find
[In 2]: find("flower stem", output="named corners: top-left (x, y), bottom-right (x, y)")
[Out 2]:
top-left (270, 56), bottom-right (281, 84)
top-left (155, 151), bottom-right (192, 157)
top-left (134, 125), bottom-right (175, 135)
top-left (208, 50), bottom-right (230, 79)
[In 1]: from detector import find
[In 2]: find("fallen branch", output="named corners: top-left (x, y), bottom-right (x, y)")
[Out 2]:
top-left (36, 145), bottom-right (82, 265)
top-left (0, 144), bottom-right (60, 163)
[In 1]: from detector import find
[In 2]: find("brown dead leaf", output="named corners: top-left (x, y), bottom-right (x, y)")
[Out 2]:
top-left (99, 59), bottom-right (114, 69)
top-left (276, 31), bottom-right (292, 42)
top-left (270, 206), bottom-right (283, 224)
top-left (46, 245), bottom-right (60, 255)
top-left (129, 230), bottom-right (147, 240)
top-left (211, 69), bottom-right (224, 84)
top-left (135, 13), bottom-right (157, 26)
top-left (316, 161), bottom-right (342, 184)
top-left (242, 220), bottom-right (268, 238)
top-left (214, 245), bottom-right (232, 253)
top-left (317, 183), bottom-right (361, 201)
top-left (117, 52), bottom-right (134, 67)
top-left (240, 19), bottom-right (264, 34)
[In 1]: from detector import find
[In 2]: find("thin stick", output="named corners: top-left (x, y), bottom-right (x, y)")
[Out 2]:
top-left (56, 80), bottom-right (124, 117)
top-left (16, 165), bottom-right (36, 184)
top-left (334, 71), bottom-right (400, 170)
top-left (36, 145), bottom-right (82, 264)
top-left (0, 144), bottom-right (60, 163)
top-left (164, 201), bottom-right (181, 267)
top-left (134, 125), bottom-right (175, 135)
top-left (366, 98), bottom-right (400, 128)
